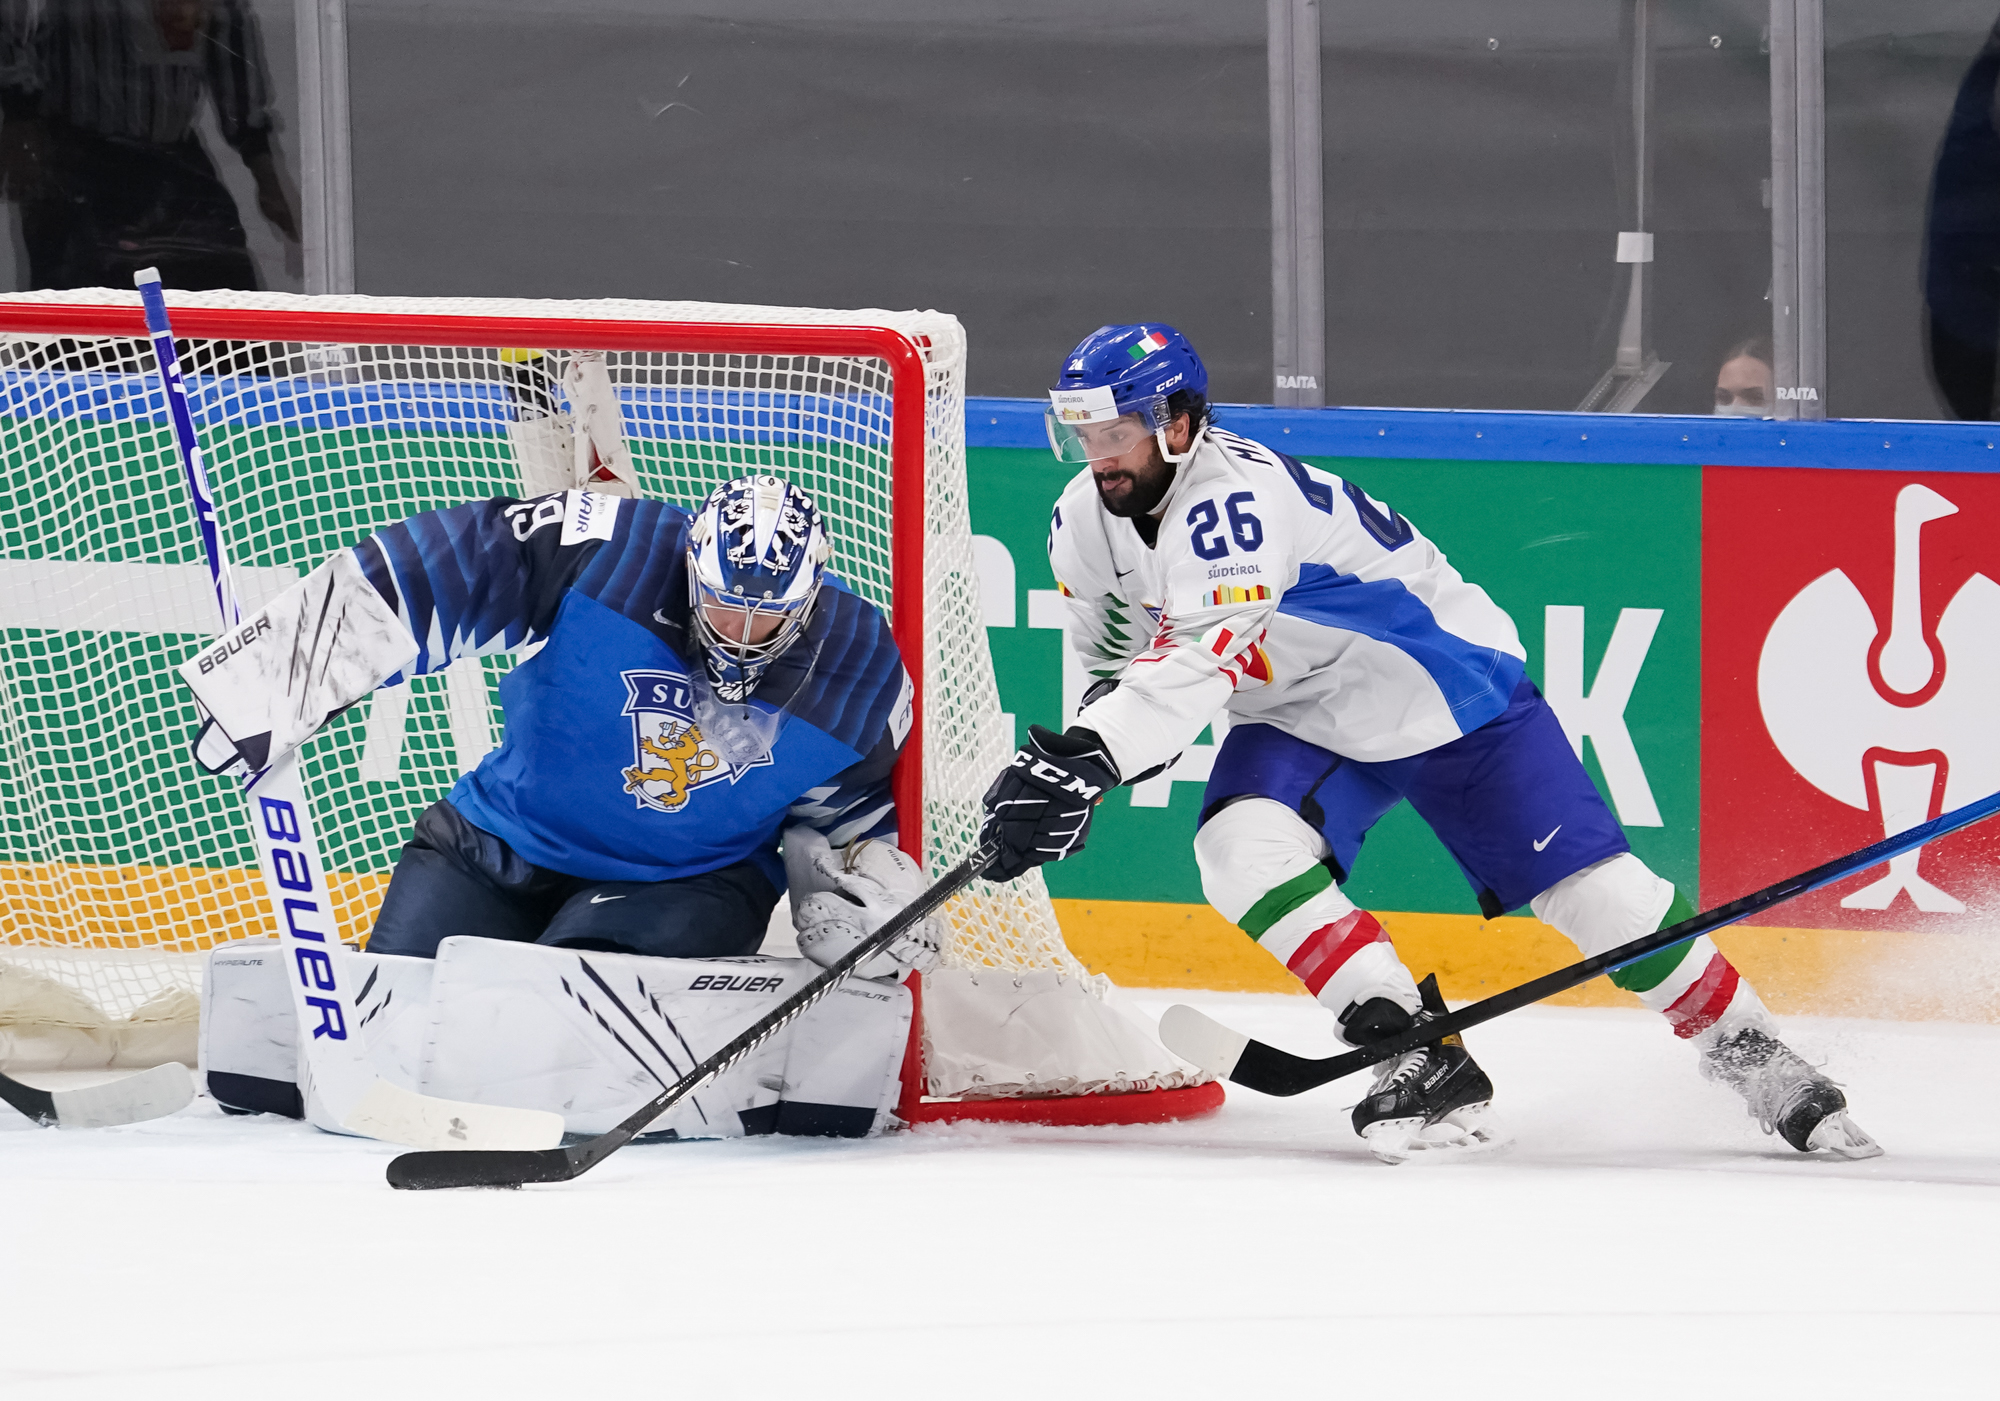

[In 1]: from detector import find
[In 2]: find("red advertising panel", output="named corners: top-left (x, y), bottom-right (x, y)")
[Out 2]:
top-left (1702, 466), bottom-right (2000, 928)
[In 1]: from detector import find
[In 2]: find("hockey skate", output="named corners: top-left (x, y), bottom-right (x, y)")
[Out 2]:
top-left (1698, 1025), bottom-right (1882, 1159)
top-left (1347, 975), bottom-right (1510, 1165)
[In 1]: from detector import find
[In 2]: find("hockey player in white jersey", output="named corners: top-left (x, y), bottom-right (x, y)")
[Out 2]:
top-left (979, 323), bottom-right (1879, 1162)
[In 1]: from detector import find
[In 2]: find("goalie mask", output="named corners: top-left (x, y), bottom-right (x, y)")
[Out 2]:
top-left (686, 474), bottom-right (830, 702)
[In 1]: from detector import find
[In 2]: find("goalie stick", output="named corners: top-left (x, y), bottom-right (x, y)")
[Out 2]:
top-left (138, 271), bottom-right (562, 1153)
top-left (0, 1063), bottom-right (194, 1129)
top-left (384, 840), bottom-right (998, 1189)
top-left (1160, 786), bottom-right (2000, 1097)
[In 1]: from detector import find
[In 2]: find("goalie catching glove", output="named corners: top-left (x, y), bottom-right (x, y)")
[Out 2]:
top-left (179, 549), bottom-right (418, 777)
top-left (978, 724), bottom-right (1121, 882)
top-left (783, 827), bottom-right (944, 980)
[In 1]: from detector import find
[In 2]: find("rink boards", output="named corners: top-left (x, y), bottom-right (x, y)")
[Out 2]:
top-left (4, 385), bottom-right (1997, 1022)
top-left (965, 402), bottom-right (2000, 1020)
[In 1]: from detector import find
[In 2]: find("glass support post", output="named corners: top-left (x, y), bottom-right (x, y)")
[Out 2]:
top-left (1578, 0), bottom-right (1669, 413)
top-left (297, 0), bottom-right (355, 295)
top-left (1269, 0), bottom-right (1324, 407)
top-left (1769, 0), bottom-right (1826, 419)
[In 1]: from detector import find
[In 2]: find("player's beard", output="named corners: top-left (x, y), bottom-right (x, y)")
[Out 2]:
top-left (1090, 445), bottom-right (1176, 519)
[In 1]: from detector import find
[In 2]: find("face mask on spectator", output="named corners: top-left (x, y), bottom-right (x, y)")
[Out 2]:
top-left (1713, 398), bottom-right (1770, 418)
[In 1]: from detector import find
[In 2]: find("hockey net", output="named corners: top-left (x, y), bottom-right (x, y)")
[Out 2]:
top-left (0, 288), bottom-right (1212, 1121)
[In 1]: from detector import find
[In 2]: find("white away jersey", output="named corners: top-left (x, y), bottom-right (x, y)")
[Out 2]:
top-left (1052, 426), bottom-right (1526, 776)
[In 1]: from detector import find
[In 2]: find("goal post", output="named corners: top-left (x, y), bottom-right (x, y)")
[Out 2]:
top-left (0, 288), bottom-right (1216, 1125)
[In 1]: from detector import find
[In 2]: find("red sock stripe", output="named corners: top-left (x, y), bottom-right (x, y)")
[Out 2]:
top-left (1664, 954), bottom-right (1741, 1038)
top-left (1284, 910), bottom-right (1389, 997)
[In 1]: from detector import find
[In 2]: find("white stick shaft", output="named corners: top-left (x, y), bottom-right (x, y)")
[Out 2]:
top-left (137, 269), bottom-right (372, 1121)
top-left (242, 751), bottom-right (375, 1121)
top-left (135, 270), bottom-right (241, 628)
top-left (136, 271), bottom-right (563, 1151)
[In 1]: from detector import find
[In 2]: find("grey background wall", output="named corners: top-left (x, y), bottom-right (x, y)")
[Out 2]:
top-left (344, 0), bottom-right (1269, 401)
top-left (7, 0), bottom-right (2000, 419)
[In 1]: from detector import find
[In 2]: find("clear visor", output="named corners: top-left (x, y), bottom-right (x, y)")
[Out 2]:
top-left (1044, 396), bottom-right (1171, 464)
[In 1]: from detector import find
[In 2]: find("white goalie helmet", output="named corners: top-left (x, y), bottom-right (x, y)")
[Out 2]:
top-left (686, 474), bottom-right (831, 701)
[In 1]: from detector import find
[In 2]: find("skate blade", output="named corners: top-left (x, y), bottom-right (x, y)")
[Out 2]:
top-left (1358, 1104), bottom-right (1510, 1165)
top-left (1358, 1116), bottom-right (1425, 1164)
top-left (1806, 1110), bottom-right (1884, 1160)
top-left (1430, 1102), bottom-right (1512, 1154)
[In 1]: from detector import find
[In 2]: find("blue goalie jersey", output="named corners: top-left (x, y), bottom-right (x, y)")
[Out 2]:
top-left (352, 489), bottom-right (915, 891)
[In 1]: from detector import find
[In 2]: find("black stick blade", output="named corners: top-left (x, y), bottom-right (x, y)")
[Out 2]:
top-left (1230, 1037), bottom-right (1357, 1098)
top-left (386, 1147), bottom-right (577, 1191)
top-left (0, 1072), bottom-right (58, 1126)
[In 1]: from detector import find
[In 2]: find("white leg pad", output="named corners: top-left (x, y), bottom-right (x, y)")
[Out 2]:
top-left (1529, 855), bottom-right (1771, 1040)
top-left (418, 937), bottom-right (910, 1138)
top-left (1195, 799), bottom-right (1418, 1022)
top-left (1194, 798), bottom-right (1341, 925)
top-left (1528, 853), bottom-right (1676, 959)
top-left (200, 939), bottom-right (435, 1132)
top-left (202, 937), bottom-right (911, 1138)
top-left (200, 940), bottom-right (298, 1100)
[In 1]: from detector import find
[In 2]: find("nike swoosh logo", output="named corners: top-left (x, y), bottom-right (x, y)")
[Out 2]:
top-left (1533, 825), bottom-right (1561, 852)
top-left (589, 893), bottom-right (626, 904)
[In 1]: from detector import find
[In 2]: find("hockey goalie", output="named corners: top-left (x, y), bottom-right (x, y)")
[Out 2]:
top-left (188, 471), bottom-right (940, 1141)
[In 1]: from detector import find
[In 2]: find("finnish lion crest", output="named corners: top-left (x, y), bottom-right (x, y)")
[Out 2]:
top-left (619, 669), bottom-right (764, 812)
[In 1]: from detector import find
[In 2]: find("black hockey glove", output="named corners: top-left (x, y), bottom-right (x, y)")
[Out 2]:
top-left (979, 724), bottom-right (1121, 882)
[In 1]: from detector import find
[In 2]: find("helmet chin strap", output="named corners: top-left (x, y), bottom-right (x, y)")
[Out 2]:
top-left (1156, 419), bottom-right (1208, 466)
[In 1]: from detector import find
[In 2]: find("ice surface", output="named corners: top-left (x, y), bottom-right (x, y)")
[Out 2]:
top-left (5, 994), bottom-right (1998, 1399)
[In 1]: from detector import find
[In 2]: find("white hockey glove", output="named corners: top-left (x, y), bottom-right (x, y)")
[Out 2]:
top-left (784, 827), bottom-right (944, 981)
top-left (178, 548), bottom-right (419, 775)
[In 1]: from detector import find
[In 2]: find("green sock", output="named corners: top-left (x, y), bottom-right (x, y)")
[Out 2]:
top-left (1607, 888), bottom-right (1697, 993)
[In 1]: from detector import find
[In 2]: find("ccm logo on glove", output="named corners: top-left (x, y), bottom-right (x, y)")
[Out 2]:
top-left (978, 724), bottom-right (1122, 883)
top-left (1013, 752), bottom-right (1106, 801)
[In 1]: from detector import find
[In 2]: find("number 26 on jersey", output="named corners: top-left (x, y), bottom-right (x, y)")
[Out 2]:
top-left (1187, 491), bottom-right (1264, 561)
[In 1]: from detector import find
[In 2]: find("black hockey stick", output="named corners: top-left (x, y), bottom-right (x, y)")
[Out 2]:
top-left (1161, 787), bottom-right (2000, 1098)
top-left (0, 1062), bottom-right (195, 1129)
top-left (385, 840), bottom-right (999, 1189)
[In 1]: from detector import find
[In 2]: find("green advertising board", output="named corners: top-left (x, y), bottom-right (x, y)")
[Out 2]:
top-left (970, 441), bottom-right (1700, 916)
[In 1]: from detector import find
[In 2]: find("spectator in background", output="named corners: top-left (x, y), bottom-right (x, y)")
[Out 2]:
top-left (1925, 12), bottom-right (2000, 420)
top-left (1713, 336), bottom-right (1774, 417)
top-left (0, 0), bottom-right (297, 292)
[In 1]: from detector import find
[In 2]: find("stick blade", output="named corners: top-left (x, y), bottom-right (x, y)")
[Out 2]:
top-left (1158, 1005), bottom-right (1338, 1097)
top-left (1229, 1036), bottom-right (1343, 1097)
top-left (1158, 1005), bottom-right (1249, 1078)
top-left (341, 1080), bottom-right (565, 1152)
top-left (386, 1147), bottom-right (577, 1191)
top-left (50, 1062), bottom-right (195, 1128)
top-left (0, 1073), bottom-right (58, 1126)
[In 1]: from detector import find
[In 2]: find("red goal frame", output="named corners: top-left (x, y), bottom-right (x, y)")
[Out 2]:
top-left (0, 300), bottom-right (930, 864)
top-left (0, 298), bottom-right (1229, 1131)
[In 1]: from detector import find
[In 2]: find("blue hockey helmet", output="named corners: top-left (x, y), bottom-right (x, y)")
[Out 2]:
top-left (686, 474), bottom-right (830, 701)
top-left (1046, 323), bottom-right (1209, 465)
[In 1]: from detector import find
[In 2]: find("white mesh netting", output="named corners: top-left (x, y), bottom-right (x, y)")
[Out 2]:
top-left (0, 288), bottom-right (1081, 1068)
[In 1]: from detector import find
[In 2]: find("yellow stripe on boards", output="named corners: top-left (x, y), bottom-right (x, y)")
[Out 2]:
top-left (0, 862), bottom-right (393, 952)
top-left (1050, 897), bottom-right (2000, 1023)
top-left (6, 871), bottom-right (1989, 1024)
